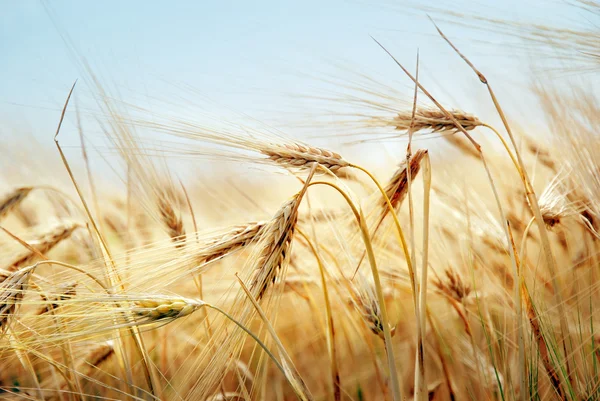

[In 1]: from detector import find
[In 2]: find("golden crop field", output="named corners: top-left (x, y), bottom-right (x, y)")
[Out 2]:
top-left (1, 2), bottom-right (599, 400)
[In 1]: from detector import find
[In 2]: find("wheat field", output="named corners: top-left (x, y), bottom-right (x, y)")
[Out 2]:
top-left (1, 2), bottom-right (600, 401)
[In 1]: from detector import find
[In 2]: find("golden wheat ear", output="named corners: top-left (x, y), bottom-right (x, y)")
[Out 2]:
top-left (132, 297), bottom-right (205, 322)
top-left (0, 187), bottom-right (33, 221)
top-left (350, 274), bottom-right (395, 340)
top-left (248, 164), bottom-right (317, 301)
top-left (260, 142), bottom-right (350, 176)
top-left (0, 268), bottom-right (33, 334)
top-left (391, 108), bottom-right (483, 134)
top-left (197, 221), bottom-right (267, 265)
top-left (381, 149), bottom-right (428, 214)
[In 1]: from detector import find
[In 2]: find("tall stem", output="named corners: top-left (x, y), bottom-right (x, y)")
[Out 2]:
top-left (308, 180), bottom-right (403, 401)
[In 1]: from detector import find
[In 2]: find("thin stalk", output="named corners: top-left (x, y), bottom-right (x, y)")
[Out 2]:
top-left (430, 23), bottom-right (571, 392)
top-left (371, 39), bottom-right (526, 401)
top-left (7, 327), bottom-right (45, 400)
top-left (181, 179), bottom-right (214, 343)
top-left (235, 274), bottom-right (313, 401)
top-left (426, 310), bottom-right (456, 400)
top-left (416, 153), bottom-right (432, 401)
top-left (204, 304), bottom-right (286, 379)
top-left (76, 100), bottom-right (101, 233)
top-left (519, 217), bottom-right (536, 267)
top-left (482, 124), bottom-right (520, 173)
top-left (297, 228), bottom-right (340, 401)
top-left (349, 164), bottom-right (416, 300)
top-left (307, 180), bottom-right (403, 401)
top-left (508, 222), bottom-right (566, 400)
top-left (406, 51), bottom-right (427, 401)
top-left (53, 82), bottom-right (157, 395)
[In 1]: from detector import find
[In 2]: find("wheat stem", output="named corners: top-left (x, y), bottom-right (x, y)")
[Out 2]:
top-left (297, 228), bottom-right (340, 401)
top-left (482, 123), bottom-right (520, 172)
top-left (53, 82), bottom-right (157, 395)
top-left (430, 24), bottom-right (572, 395)
top-left (349, 164), bottom-right (415, 295)
top-left (307, 180), bottom-right (402, 401)
top-left (236, 274), bottom-right (313, 401)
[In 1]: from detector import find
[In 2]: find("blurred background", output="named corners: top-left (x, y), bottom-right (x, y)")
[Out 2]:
top-left (0, 1), bottom-right (593, 178)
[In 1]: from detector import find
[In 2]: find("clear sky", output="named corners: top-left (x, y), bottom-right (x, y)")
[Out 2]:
top-left (0, 0), bottom-right (591, 163)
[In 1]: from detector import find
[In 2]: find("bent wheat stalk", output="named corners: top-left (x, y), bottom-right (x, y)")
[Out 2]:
top-left (306, 179), bottom-right (403, 401)
top-left (297, 228), bottom-right (340, 401)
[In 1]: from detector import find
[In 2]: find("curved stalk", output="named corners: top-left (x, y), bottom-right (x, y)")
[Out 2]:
top-left (297, 228), bottom-right (340, 401)
top-left (416, 153), bottom-right (432, 401)
top-left (349, 164), bottom-right (416, 299)
top-left (307, 180), bottom-right (403, 401)
top-left (482, 124), bottom-right (520, 173)
top-left (205, 304), bottom-right (287, 379)
top-left (28, 260), bottom-right (108, 292)
top-left (519, 217), bottom-right (536, 265)
top-left (429, 25), bottom-right (571, 394)
top-left (53, 82), bottom-right (156, 395)
top-left (235, 274), bottom-right (313, 401)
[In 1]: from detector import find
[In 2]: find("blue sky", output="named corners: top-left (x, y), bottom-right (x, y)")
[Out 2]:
top-left (0, 0), bottom-right (589, 160)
